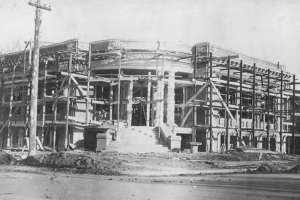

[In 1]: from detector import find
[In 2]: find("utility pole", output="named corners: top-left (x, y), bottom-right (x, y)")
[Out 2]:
top-left (28, 0), bottom-right (51, 156)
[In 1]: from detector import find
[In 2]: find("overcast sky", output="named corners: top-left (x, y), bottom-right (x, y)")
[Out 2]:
top-left (1, 0), bottom-right (300, 77)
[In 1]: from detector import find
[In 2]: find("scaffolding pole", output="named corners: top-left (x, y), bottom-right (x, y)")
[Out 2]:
top-left (292, 74), bottom-right (296, 154)
top-left (267, 69), bottom-right (270, 150)
top-left (252, 63), bottom-right (256, 147)
top-left (116, 53), bottom-right (122, 140)
top-left (86, 44), bottom-right (91, 125)
top-left (0, 70), bottom-right (6, 149)
top-left (209, 52), bottom-right (213, 153)
top-left (146, 72), bottom-right (151, 127)
top-left (41, 60), bottom-right (48, 145)
top-left (52, 79), bottom-right (58, 152)
top-left (65, 53), bottom-right (72, 150)
top-left (193, 47), bottom-right (197, 142)
top-left (280, 69), bottom-right (283, 153)
top-left (239, 60), bottom-right (243, 146)
top-left (226, 57), bottom-right (230, 150)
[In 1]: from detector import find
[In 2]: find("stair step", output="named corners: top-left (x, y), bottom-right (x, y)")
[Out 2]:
top-left (106, 126), bottom-right (169, 153)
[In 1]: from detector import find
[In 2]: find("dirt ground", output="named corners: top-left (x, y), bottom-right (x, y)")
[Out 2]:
top-left (1, 149), bottom-right (300, 176)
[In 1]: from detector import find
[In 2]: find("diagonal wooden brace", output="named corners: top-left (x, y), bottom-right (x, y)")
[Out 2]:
top-left (70, 75), bottom-right (84, 96)
top-left (210, 80), bottom-right (238, 128)
top-left (181, 82), bottom-right (209, 109)
top-left (180, 107), bottom-right (193, 127)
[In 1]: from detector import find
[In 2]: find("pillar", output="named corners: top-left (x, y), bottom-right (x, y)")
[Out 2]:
top-left (167, 70), bottom-right (175, 125)
top-left (155, 70), bottom-right (163, 126)
top-left (127, 80), bottom-right (133, 127)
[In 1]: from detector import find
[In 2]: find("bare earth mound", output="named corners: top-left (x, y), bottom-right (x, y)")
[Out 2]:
top-left (21, 152), bottom-right (124, 175)
top-left (1, 150), bottom-right (300, 176)
top-left (254, 162), bottom-right (291, 173)
top-left (0, 152), bottom-right (18, 165)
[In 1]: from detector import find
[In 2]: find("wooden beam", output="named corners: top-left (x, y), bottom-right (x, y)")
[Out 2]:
top-left (210, 80), bottom-right (238, 127)
top-left (180, 107), bottom-right (193, 127)
top-left (146, 72), bottom-right (151, 127)
top-left (180, 82), bottom-right (209, 109)
top-left (69, 75), bottom-right (84, 96)
top-left (141, 99), bottom-right (164, 104)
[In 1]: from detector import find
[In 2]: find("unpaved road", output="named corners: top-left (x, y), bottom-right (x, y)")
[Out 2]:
top-left (0, 169), bottom-right (300, 200)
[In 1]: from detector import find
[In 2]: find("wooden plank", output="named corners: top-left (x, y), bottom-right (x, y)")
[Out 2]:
top-left (70, 75), bottom-right (84, 96)
top-left (181, 82), bottom-right (209, 109)
top-left (180, 107), bottom-right (193, 127)
top-left (141, 99), bottom-right (164, 104)
top-left (68, 116), bottom-right (86, 123)
top-left (210, 80), bottom-right (238, 127)
top-left (36, 137), bottom-right (44, 150)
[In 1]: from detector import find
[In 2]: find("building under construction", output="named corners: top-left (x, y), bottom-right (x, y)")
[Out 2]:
top-left (1, 39), bottom-right (300, 154)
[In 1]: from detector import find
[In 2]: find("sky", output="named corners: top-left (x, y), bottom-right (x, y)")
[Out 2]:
top-left (1, 0), bottom-right (300, 77)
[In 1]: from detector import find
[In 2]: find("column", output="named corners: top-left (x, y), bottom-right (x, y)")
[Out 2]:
top-left (167, 70), bottom-right (175, 125)
top-left (127, 80), bottom-right (133, 127)
top-left (155, 70), bottom-right (162, 126)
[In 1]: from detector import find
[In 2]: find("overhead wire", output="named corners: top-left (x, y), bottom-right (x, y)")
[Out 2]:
top-left (0, 10), bottom-right (34, 26)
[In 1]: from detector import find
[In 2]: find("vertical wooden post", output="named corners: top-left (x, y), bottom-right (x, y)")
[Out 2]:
top-left (181, 87), bottom-right (186, 123)
top-left (146, 72), bottom-right (151, 127)
top-left (226, 57), bottom-right (230, 150)
top-left (109, 83), bottom-right (113, 121)
top-left (252, 63), bottom-right (256, 147)
top-left (0, 71), bottom-right (6, 149)
top-left (65, 53), bottom-right (72, 150)
top-left (139, 85), bottom-right (143, 126)
top-left (292, 74), bottom-right (296, 154)
top-left (7, 70), bottom-right (16, 148)
top-left (239, 60), bottom-right (243, 146)
top-left (160, 55), bottom-right (165, 126)
top-left (192, 48), bottom-right (197, 142)
top-left (280, 69), bottom-right (283, 152)
top-left (85, 44), bottom-right (91, 125)
top-left (52, 79), bottom-right (58, 152)
top-left (41, 60), bottom-right (47, 144)
top-left (93, 83), bottom-right (97, 120)
top-left (116, 54), bottom-right (122, 140)
top-left (267, 69), bottom-right (270, 150)
top-left (152, 85), bottom-right (157, 127)
top-left (209, 52), bottom-right (213, 152)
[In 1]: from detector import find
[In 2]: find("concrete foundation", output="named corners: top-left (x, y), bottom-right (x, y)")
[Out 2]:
top-left (96, 133), bottom-right (112, 151)
top-left (167, 135), bottom-right (182, 153)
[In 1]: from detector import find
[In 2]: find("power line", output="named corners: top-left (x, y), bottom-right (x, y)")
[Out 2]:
top-left (0, 10), bottom-right (34, 26)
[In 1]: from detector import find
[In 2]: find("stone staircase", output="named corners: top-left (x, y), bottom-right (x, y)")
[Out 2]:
top-left (106, 126), bottom-right (170, 153)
